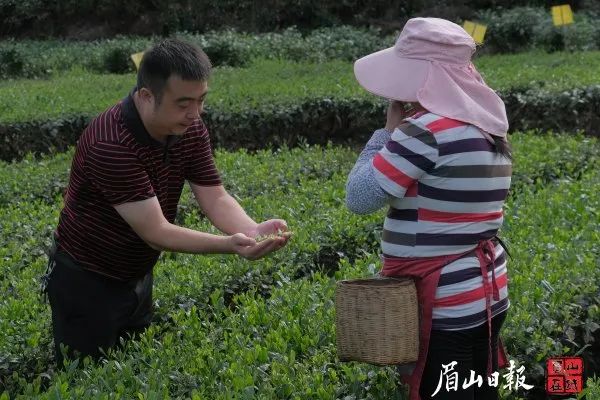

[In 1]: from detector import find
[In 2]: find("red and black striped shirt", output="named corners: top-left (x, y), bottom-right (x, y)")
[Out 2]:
top-left (55, 90), bottom-right (221, 281)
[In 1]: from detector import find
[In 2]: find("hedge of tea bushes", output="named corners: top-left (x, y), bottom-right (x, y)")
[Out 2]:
top-left (507, 133), bottom-right (600, 198)
top-left (0, 133), bottom-right (597, 314)
top-left (3, 255), bottom-right (407, 400)
top-left (1, 132), bottom-right (598, 210)
top-left (0, 27), bottom-right (389, 78)
top-left (2, 6), bottom-right (599, 78)
top-left (0, 143), bottom-right (360, 207)
top-left (1, 135), bottom-right (599, 398)
top-left (2, 168), bottom-right (599, 399)
top-left (474, 7), bottom-right (600, 54)
top-left (2, 51), bottom-right (600, 161)
top-left (3, 85), bottom-right (600, 163)
top-left (0, 146), bottom-right (385, 395)
top-left (2, 87), bottom-right (600, 162)
top-left (3, 51), bottom-right (599, 124)
top-left (498, 168), bottom-right (600, 398)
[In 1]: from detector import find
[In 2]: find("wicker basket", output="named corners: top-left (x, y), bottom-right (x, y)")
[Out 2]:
top-left (335, 276), bottom-right (419, 365)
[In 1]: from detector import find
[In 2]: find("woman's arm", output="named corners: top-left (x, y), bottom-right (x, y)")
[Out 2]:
top-left (345, 128), bottom-right (393, 214)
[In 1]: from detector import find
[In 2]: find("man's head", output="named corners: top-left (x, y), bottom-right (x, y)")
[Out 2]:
top-left (136, 38), bottom-right (212, 136)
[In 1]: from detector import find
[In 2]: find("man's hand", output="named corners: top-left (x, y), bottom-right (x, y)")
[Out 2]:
top-left (238, 219), bottom-right (292, 260)
top-left (384, 100), bottom-right (409, 133)
top-left (229, 233), bottom-right (286, 261)
top-left (247, 219), bottom-right (292, 242)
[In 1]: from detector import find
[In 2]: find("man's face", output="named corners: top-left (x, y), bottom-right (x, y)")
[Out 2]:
top-left (150, 75), bottom-right (208, 135)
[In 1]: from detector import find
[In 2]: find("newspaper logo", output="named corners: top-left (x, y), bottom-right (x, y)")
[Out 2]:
top-left (546, 357), bottom-right (584, 395)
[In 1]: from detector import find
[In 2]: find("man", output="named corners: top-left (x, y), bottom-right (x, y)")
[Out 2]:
top-left (41, 38), bottom-right (291, 366)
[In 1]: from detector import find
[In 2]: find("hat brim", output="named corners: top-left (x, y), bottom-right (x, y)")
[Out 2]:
top-left (354, 47), bottom-right (429, 102)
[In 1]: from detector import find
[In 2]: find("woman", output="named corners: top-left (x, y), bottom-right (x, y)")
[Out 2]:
top-left (345, 18), bottom-right (512, 400)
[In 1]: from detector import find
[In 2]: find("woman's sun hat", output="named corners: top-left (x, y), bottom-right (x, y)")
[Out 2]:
top-left (354, 17), bottom-right (508, 137)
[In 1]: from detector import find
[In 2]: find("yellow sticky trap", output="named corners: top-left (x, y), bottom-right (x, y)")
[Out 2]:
top-left (130, 52), bottom-right (145, 70)
top-left (552, 4), bottom-right (574, 26)
top-left (463, 20), bottom-right (487, 44)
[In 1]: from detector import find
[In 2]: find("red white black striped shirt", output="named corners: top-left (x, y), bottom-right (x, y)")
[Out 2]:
top-left (55, 91), bottom-right (221, 281)
top-left (371, 112), bottom-right (512, 329)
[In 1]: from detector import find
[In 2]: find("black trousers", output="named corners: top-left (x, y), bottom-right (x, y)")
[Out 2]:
top-left (44, 250), bottom-right (153, 367)
top-left (419, 311), bottom-right (507, 400)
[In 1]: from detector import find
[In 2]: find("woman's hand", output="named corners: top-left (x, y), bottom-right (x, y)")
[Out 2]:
top-left (384, 100), bottom-right (409, 133)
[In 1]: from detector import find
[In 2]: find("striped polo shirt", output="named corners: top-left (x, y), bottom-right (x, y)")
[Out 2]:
top-left (372, 112), bottom-right (511, 330)
top-left (55, 90), bottom-right (221, 281)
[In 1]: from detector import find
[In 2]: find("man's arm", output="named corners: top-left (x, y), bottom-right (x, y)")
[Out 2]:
top-left (114, 196), bottom-right (239, 253)
top-left (114, 196), bottom-right (284, 260)
top-left (189, 183), bottom-right (258, 236)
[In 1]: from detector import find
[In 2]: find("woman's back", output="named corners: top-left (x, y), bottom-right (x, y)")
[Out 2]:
top-left (375, 112), bottom-right (512, 259)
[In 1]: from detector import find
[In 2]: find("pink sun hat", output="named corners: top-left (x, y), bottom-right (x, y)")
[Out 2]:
top-left (354, 17), bottom-right (509, 137)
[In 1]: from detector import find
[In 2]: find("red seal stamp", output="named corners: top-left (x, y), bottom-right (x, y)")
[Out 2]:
top-left (546, 357), bottom-right (584, 395)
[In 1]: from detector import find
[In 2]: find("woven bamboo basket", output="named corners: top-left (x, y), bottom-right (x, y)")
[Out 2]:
top-left (335, 276), bottom-right (419, 365)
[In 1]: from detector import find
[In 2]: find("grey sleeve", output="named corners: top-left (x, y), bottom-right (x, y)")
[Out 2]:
top-left (345, 128), bottom-right (393, 215)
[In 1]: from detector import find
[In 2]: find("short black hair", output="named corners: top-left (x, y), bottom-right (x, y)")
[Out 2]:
top-left (137, 38), bottom-right (212, 103)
